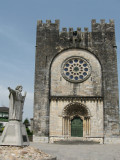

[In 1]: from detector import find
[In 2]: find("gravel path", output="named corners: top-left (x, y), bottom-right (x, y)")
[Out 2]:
top-left (0, 146), bottom-right (55, 160)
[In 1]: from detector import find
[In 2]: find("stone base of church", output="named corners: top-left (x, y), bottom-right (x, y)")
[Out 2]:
top-left (49, 136), bottom-right (65, 143)
top-left (33, 135), bottom-right (49, 143)
top-left (0, 121), bottom-right (29, 146)
top-left (33, 135), bottom-right (120, 144)
top-left (49, 136), bottom-right (104, 144)
top-left (104, 137), bottom-right (120, 144)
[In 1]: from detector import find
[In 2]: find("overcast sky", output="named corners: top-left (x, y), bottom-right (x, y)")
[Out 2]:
top-left (0, 0), bottom-right (120, 120)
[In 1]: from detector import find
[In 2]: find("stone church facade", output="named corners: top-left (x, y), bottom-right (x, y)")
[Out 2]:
top-left (33, 20), bottom-right (119, 144)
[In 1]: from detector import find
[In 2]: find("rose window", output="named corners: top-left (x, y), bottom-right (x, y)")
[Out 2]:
top-left (62, 57), bottom-right (91, 83)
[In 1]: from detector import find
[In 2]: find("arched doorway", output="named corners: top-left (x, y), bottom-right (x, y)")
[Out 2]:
top-left (62, 102), bottom-right (91, 137)
top-left (71, 117), bottom-right (83, 137)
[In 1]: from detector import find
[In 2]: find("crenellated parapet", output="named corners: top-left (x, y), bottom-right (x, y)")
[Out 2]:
top-left (37, 19), bottom-right (115, 32)
top-left (37, 19), bottom-right (60, 30)
top-left (60, 27), bottom-right (92, 47)
top-left (36, 19), bottom-right (115, 47)
top-left (91, 19), bottom-right (115, 32)
top-left (60, 27), bottom-right (89, 37)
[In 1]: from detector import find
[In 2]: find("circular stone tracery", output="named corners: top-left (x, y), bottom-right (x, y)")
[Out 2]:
top-left (62, 57), bottom-right (91, 83)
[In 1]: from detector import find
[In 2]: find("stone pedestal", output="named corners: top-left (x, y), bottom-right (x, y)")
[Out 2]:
top-left (33, 135), bottom-right (49, 143)
top-left (0, 121), bottom-right (29, 146)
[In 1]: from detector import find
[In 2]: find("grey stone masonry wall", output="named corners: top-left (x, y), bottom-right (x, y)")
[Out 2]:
top-left (34, 19), bottom-right (119, 138)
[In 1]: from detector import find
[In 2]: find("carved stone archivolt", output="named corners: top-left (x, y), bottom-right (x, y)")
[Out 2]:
top-left (62, 102), bottom-right (91, 117)
top-left (62, 102), bottom-right (91, 137)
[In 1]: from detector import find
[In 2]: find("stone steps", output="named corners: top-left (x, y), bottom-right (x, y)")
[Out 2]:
top-left (54, 139), bottom-right (100, 145)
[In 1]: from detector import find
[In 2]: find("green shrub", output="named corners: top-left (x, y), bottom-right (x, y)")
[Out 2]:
top-left (0, 127), bottom-right (4, 133)
top-left (26, 127), bottom-right (33, 136)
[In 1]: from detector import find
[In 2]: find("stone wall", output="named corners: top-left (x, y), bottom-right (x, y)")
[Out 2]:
top-left (51, 49), bottom-right (102, 96)
top-left (49, 99), bottom-right (103, 139)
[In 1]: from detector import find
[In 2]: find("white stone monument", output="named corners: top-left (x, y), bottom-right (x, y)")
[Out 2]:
top-left (0, 85), bottom-right (29, 146)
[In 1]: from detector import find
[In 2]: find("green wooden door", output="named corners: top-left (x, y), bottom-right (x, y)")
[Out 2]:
top-left (71, 117), bottom-right (83, 137)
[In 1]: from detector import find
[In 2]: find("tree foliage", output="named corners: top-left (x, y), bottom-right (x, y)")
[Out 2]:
top-left (23, 118), bottom-right (30, 127)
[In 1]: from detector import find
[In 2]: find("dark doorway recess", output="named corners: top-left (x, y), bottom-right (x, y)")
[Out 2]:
top-left (71, 117), bottom-right (83, 137)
